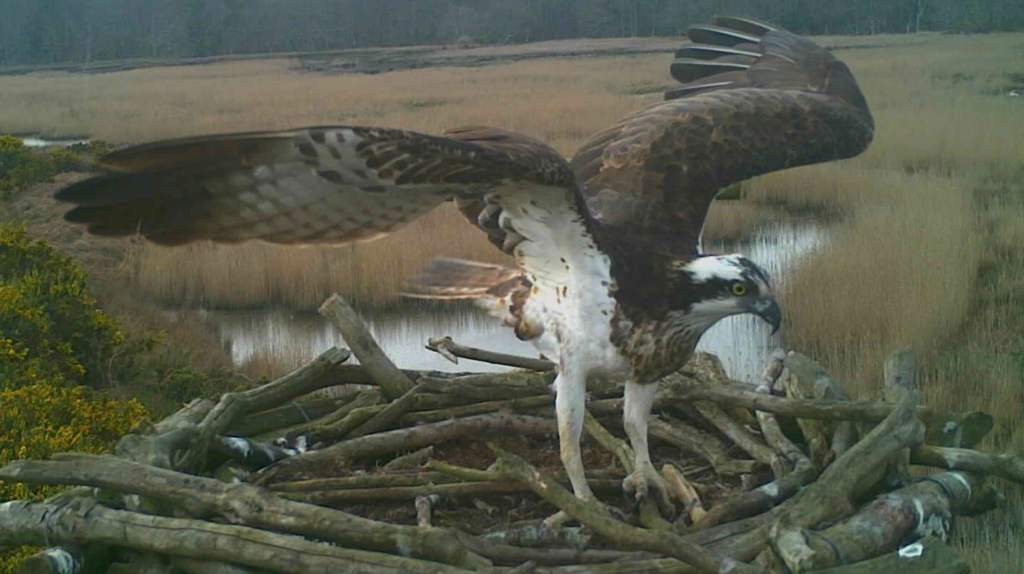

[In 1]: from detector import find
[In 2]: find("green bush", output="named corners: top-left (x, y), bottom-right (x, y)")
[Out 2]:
top-left (0, 224), bottom-right (148, 573)
top-left (0, 224), bottom-right (125, 388)
top-left (0, 135), bottom-right (91, 199)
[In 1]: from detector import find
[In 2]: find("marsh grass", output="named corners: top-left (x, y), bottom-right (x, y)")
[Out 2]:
top-left (3, 32), bottom-right (1024, 570)
top-left (129, 205), bottom-right (509, 309)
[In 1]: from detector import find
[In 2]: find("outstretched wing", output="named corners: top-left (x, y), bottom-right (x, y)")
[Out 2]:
top-left (570, 16), bottom-right (874, 258)
top-left (57, 126), bottom-right (574, 247)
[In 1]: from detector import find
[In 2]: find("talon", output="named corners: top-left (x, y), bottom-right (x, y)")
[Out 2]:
top-left (623, 464), bottom-right (676, 520)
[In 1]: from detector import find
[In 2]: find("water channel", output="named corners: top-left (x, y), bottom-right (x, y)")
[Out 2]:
top-left (207, 222), bottom-right (827, 383)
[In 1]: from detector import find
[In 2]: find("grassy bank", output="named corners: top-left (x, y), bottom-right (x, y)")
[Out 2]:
top-left (753, 33), bottom-right (1024, 571)
top-left (2, 31), bottom-right (1022, 570)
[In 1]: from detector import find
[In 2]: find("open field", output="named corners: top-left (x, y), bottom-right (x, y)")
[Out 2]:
top-left (2, 31), bottom-right (1024, 570)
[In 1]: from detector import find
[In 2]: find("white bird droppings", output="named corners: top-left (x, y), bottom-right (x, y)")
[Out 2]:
top-left (898, 542), bottom-right (924, 558)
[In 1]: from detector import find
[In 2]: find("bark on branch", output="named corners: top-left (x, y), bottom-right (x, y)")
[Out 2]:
top-left (427, 336), bottom-right (556, 371)
top-left (319, 294), bottom-right (415, 399)
top-left (0, 498), bottom-right (472, 574)
top-left (253, 413), bottom-right (556, 484)
top-left (773, 472), bottom-right (991, 571)
top-left (0, 453), bottom-right (481, 568)
top-left (491, 445), bottom-right (769, 574)
top-left (176, 346), bottom-right (351, 472)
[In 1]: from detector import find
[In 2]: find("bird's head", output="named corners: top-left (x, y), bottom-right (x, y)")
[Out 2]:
top-left (667, 254), bottom-right (781, 335)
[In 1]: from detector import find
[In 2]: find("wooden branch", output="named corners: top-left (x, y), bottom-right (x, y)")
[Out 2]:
top-left (491, 445), bottom-right (769, 574)
top-left (177, 346), bottom-right (351, 472)
top-left (114, 398), bottom-right (213, 468)
top-left (308, 402), bottom-right (387, 444)
top-left (282, 461), bottom-right (623, 505)
top-left (882, 348), bottom-right (915, 485)
top-left (926, 411), bottom-right (993, 448)
top-left (226, 394), bottom-right (359, 438)
top-left (712, 390), bottom-right (927, 562)
top-left (104, 552), bottom-right (176, 574)
top-left (583, 411), bottom-right (634, 473)
top-left (417, 372), bottom-right (555, 400)
top-left (694, 463), bottom-right (817, 531)
top-left (753, 351), bottom-right (807, 478)
top-left (483, 525), bottom-right (588, 550)
top-left (0, 498), bottom-right (472, 574)
top-left (582, 412), bottom-right (671, 530)
top-left (810, 536), bottom-right (968, 574)
top-left (0, 454), bottom-right (481, 568)
top-left (883, 348), bottom-right (916, 400)
top-left (13, 547), bottom-right (87, 574)
top-left (403, 394), bottom-right (553, 425)
top-left (427, 336), bottom-right (555, 371)
top-left (509, 560), bottom-right (539, 574)
top-left (773, 472), bottom-right (988, 572)
top-left (383, 445), bottom-right (435, 471)
top-left (464, 539), bottom-right (655, 568)
top-left (347, 384), bottom-right (426, 438)
top-left (912, 445), bottom-right (1024, 485)
top-left (767, 390), bottom-right (927, 564)
top-left (649, 416), bottom-right (758, 476)
top-left (289, 478), bottom-right (623, 505)
top-left (415, 494), bottom-right (439, 528)
top-left (319, 294), bottom-right (415, 399)
top-left (782, 352), bottom-right (855, 468)
top-left (661, 374), bottom-right (990, 436)
top-left (254, 413), bottom-right (557, 484)
top-left (409, 393), bottom-right (482, 411)
top-left (662, 464), bottom-right (706, 526)
top-left (293, 388), bottom-right (383, 432)
top-left (692, 402), bottom-right (774, 468)
top-left (536, 558), bottom-right (696, 574)
top-left (169, 556), bottom-right (272, 574)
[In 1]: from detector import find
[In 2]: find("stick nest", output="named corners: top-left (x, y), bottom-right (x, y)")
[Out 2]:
top-left (0, 295), bottom-right (1017, 574)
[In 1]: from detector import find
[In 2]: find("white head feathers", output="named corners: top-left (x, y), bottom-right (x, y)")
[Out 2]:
top-left (683, 254), bottom-right (750, 283)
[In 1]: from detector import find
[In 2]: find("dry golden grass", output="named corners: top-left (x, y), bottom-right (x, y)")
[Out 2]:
top-left (781, 170), bottom-right (981, 393)
top-left (0, 51), bottom-right (671, 307)
top-left (0, 55), bottom-right (663, 151)
top-left (3, 33), bottom-right (1024, 569)
top-left (130, 206), bottom-right (509, 309)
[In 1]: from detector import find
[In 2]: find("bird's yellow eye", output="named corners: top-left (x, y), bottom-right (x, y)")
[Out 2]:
top-left (731, 283), bottom-right (747, 296)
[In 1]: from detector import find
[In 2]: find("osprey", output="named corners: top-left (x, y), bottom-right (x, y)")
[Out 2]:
top-left (55, 17), bottom-right (872, 517)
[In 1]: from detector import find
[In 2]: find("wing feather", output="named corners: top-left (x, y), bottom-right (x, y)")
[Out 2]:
top-left (571, 16), bottom-right (873, 258)
top-left (56, 126), bottom-right (576, 247)
top-left (57, 125), bottom-right (603, 298)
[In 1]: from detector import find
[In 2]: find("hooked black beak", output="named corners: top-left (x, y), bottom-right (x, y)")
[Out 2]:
top-left (751, 298), bottom-right (782, 335)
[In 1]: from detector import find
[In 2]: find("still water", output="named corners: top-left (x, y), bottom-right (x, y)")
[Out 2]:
top-left (209, 223), bottom-right (827, 382)
top-left (19, 135), bottom-right (90, 148)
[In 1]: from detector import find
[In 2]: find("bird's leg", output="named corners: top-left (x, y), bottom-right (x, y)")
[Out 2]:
top-left (622, 380), bottom-right (675, 518)
top-left (555, 371), bottom-right (594, 500)
top-left (543, 371), bottom-right (594, 528)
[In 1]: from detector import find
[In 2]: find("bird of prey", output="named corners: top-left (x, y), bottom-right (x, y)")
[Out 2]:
top-left (56, 17), bottom-right (872, 517)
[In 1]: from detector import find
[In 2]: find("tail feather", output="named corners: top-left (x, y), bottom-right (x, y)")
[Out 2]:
top-left (401, 258), bottom-right (525, 300)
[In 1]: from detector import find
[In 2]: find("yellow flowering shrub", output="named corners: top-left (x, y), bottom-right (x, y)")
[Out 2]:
top-left (0, 381), bottom-right (147, 572)
top-left (0, 225), bottom-right (148, 573)
top-left (0, 224), bottom-right (124, 388)
top-left (0, 382), bottom-right (147, 501)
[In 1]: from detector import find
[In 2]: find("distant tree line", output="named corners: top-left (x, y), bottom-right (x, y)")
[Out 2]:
top-left (2, 0), bottom-right (1022, 66)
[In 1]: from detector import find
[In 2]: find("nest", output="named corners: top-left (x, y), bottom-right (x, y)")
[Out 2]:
top-left (1, 295), bottom-right (1019, 574)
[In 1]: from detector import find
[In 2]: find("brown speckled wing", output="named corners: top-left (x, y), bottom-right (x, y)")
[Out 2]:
top-left (570, 16), bottom-right (874, 258)
top-left (56, 126), bottom-right (575, 246)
